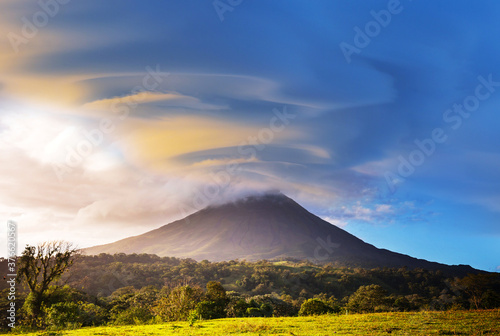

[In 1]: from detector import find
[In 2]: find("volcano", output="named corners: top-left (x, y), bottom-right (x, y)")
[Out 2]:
top-left (83, 192), bottom-right (475, 273)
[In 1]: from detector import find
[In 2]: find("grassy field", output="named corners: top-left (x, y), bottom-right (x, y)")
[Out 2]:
top-left (16, 310), bottom-right (500, 336)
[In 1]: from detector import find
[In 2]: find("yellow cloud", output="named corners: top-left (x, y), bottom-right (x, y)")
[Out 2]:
top-left (120, 116), bottom-right (300, 172)
top-left (0, 22), bottom-right (89, 107)
top-left (5, 76), bottom-right (89, 107)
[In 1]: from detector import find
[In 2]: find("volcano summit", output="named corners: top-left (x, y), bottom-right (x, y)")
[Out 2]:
top-left (84, 192), bottom-right (475, 274)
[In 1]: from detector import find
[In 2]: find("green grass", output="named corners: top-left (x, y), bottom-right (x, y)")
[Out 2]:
top-left (16, 310), bottom-right (500, 336)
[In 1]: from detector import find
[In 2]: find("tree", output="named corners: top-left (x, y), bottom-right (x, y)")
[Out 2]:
top-left (347, 285), bottom-right (388, 313)
top-left (394, 296), bottom-right (412, 312)
top-left (206, 281), bottom-right (228, 303)
top-left (152, 285), bottom-right (204, 321)
top-left (454, 274), bottom-right (500, 309)
top-left (108, 286), bottom-right (158, 325)
top-left (314, 293), bottom-right (342, 314)
top-left (17, 241), bottom-right (79, 326)
top-left (193, 281), bottom-right (229, 320)
top-left (298, 298), bottom-right (333, 316)
top-left (226, 293), bottom-right (250, 318)
top-left (194, 300), bottom-right (222, 320)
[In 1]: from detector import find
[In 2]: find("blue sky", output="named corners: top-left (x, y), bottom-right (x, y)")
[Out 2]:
top-left (0, 0), bottom-right (498, 271)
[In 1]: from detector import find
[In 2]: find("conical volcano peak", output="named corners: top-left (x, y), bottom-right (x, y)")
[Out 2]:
top-left (204, 191), bottom-right (300, 214)
top-left (83, 193), bottom-right (477, 274)
top-left (228, 190), bottom-right (291, 205)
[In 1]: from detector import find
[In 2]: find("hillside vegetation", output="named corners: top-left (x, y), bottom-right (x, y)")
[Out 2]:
top-left (1, 253), bottom-right (499, 331)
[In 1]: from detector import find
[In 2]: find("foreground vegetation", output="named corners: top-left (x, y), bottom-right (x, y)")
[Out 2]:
top-left (1, 243), bottom-right (499, 332)
top-left (15, 310), bottom-right (500, 335)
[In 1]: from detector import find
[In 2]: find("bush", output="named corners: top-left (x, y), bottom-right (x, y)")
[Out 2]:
top-left (112, 306), bottom-right (153, 325)
top-left (194, 300), bottom-right (223, 320)
top-left (347, 285), bottom-right (389, 313)
top-left (298, 298), bottom-right (333, 316)
top-left (246, 307), bottom-right (262, 317)
top-left (108, 285), bottom-right (158, 325)
top-left (44, 301), bottom-right (81, 329)
top-left (244, 295), bottom-right (293, 317)
top-left (80, 303), bottom-right (108, 326)
top-left (226, 299), bottom-right (250, 318)
top-left (259, 303), bottom-right (273, 317)
top-left (44, 301), bottom-right (107, 328)
top-left (152, 285), bottom-right (204, 322)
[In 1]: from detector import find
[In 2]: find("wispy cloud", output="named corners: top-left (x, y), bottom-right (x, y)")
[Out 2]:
top-left (82, 91), bottom-right (227, 115)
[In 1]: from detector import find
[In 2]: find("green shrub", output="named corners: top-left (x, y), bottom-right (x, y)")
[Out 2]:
top-left (246, 307), bottom-right (263, 317)
top-left (347, 285), bottom-right (389, 313)
top-left (152, 285), bottom-right (204, 322)
top-left (113, 307), bottom-right (153, 325)
top-left (44, 302), bottom-right (81, 329)
top-left (194, 300), bottom-right (224, 320)
top-left (299, 298), bottom-right (333, 316)
top-left (80, 303), bottom-right (108, 326)
top-left (226, 299), bottom-right (250, 317)
top-left (44, 301), bottom-right (108, 328)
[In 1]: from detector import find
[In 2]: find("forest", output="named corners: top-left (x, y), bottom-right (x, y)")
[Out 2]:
top-left (1, 249), bottom-right (499, 331)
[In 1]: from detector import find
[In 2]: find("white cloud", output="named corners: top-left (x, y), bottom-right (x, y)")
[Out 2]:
top-left (321, 216), bottom-right (348, 228)
top-left (375, 204), bottom-right (393, 214)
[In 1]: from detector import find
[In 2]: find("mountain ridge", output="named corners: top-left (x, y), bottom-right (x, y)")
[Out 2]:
top-left (83, 192), bottom-right (477, 275)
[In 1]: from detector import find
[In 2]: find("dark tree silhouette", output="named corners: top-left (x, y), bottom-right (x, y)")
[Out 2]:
top-left (455, 273), bottom-right (499, 309)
